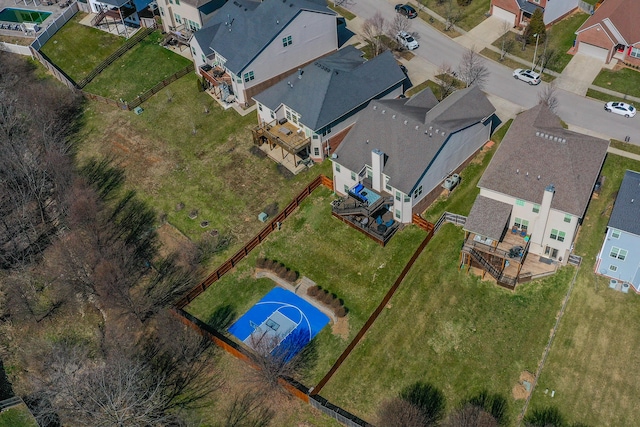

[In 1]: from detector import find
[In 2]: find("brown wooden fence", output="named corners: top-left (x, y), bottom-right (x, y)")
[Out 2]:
top-left (126, 63), bottom-right (195, 109)
top-left (412, 213), bottom-right (434, 232)
top-left (175, 174), bottom-right (326, 309)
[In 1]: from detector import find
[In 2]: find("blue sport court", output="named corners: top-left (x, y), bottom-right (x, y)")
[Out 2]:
top-left (228, 287), bottom-right (329, 356)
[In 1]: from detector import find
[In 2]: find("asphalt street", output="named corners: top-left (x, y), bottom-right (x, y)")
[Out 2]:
top-left (343, 0), bottom-right (640, 144)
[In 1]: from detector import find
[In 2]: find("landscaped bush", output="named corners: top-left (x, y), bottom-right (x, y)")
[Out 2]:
top-left (286, 269), bottom-right (298, 282)
top-left (335, 306), bottom-right (347, 317)
top-left (256, 257), bottom-right (268, 268)
top-left (278, 266), bottom-right (289, 279)
top-left (323, 292), bottom-right (335, 305)
top-left (264, 259), bottom-right (276, 270)
top-left (275, 263), bottom-right (287, 277)
top-left (331, 297), bottom-right (342, 309)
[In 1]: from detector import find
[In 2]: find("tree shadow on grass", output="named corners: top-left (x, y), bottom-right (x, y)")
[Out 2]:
top-left (206, 304), bottom-right (236, 331)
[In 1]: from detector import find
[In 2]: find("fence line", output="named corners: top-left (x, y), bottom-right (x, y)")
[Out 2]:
top-left (310, 395), bottom-right (372, 427)
top-left (30, 2), bottom-right (78, 51)
top-left (126, 63), bottom-right (195, 109)
top-left (0, 42), bottom-right (31, 55)
top-left (31, 48), bottom-right (78, 90)
top-left (175, 174), bottom-right (326, 309)
top-left (76, 27), bottom-right (154, 88)
top-left (0, 396), bottom-right (23, 412)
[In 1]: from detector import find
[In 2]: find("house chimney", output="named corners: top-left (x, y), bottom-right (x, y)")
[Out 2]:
top-left (530, 184), bottom-right (555, 248)
top-left (371, 149), bottom-right (384, 192)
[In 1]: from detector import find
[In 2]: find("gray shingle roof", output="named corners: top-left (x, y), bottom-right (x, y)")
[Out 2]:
top-left (464, 195), bottom-right (513, 240)
top-left (478, 104), bottom-right (609, 217)
top-left (253, 47), bottom-right (406, 131)
top-left (334, 86), bottom-right (495, 194)
top-left (194, 0), bottom-right (335, 74)
top-left (516, 0), bottom-right (542, 14)
top-left (608, 170), bottom-right (640, 236)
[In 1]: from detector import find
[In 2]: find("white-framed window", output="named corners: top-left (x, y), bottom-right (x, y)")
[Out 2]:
top-left (514, 217), bottom-right (529, 231)
top-left (344, 184), bottom-right (349, 193)
top-left (351, 172), bottom-right (356, 181)
top-left (201, 54), bottom-right (205, 62)
top-left (174, 13), bottom-right (181, 23)
top-left (395, 191), bottom-right (401, 201)
top-left (385, 181), bottom-right (392, 192)
top-left (282, 35), bottom-right (292, 47)
top-left (611, 229), bottom-right (621, 239)
top-left (564, 214), bottom-right (572, 223)
top-left (533, 204), bottom-right (540, 213)
top-left (159, 6), bottom-right (164, 15)
top-left (395, 209), bottom-right (401, 219)
top-left (609, 265), bottom-right (618, 272)
top-left (630, 47), bottom-right (640, 59)
top-left (516, 199), bottom-right (525, 207)
top-left (610, 247), bottom-right (627, 261)
top-left (175, 0), bottom-right (180, 4)
top-left (243, 71), bottom-right (254, 82)
top-left (413, 185), bottom-right (423, 198)
top-left (314, 147), bottom-right (319, 156)
top-left (258, 103), bottom-right (262, 111)
top-left (404, 195), bottom-right (411, 202)
top-left (335, 164), bottom-right (340, 172)
top-left (550, 229), bottom-right (566, 241)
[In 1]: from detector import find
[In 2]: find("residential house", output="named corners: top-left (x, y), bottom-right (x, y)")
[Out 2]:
top-left (251, 46), bottom-right (406, 171)
top-left (88, 0), bottom-right (156, 34)
top-left (190, 0), bottom-right (338, 106)
top-left (157, 0), bottom-right (226, 36)
top-left (462, 105), bottom-right (608, 288)
top-left (491, 0), bottom-right (579, 27)
top-left (595, 170), bottom-right (640, 292)
top-left (575, 0), bottom-right (640, 64)
top-left (330, 86), bottom-right (496, 245)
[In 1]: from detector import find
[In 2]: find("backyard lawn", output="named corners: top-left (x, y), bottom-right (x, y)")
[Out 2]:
top-left (418, 0), bottom-right (491, 32)
top-left (185, 186), bottom-right (427, 384)
top-left (593, 67), bottom-right (640, 99)
top-left (0, 405), bottom-right (38, 427)
top-left (40, 12), bottom-right (126, 82)
top-left (528, 154), bottom-right (640, 426)
top-left (83, 31), bottom-right (192, 101)
top-left (492, 12), bottom-right (590, 73)
top-left (78, 73), bottom-right (330, 266)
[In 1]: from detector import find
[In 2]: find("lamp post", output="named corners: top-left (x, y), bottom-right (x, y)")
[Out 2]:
top-left (532, 33), bottom-right (540, 71)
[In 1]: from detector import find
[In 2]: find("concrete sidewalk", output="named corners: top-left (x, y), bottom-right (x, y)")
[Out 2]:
top-left (454, 16), bottom-right (508, 51)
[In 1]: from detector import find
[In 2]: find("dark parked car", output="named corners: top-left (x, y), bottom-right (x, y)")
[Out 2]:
top-left (395, 3), bottom-right (417, 18)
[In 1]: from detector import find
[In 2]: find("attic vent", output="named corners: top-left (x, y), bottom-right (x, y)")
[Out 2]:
top-left (415, 125), bottom-right (419, 130)
top-left (553, 136), bottom-right (559, 142)
top-left (562, 138), bottom-right (567, 143)
top-left (382, 110), bottom-right (386, 114)
top-left (429, 126), bottom-right (433, 130)
top-left (428, 133), bottom-right (432, 137)
top-left (404, 120), bottom-right (408, 125)
top-left (233, 0), bottom-right (240, 5)
top-left (516, 169), bottom-right (520, 174)
top-left (537, 175), bottom-right (541, 180)
top-left (545, 134), bottom-right (550, 139)
top-left (435, 129), bottom-right (439, 134)
top-left (392, 114), bottom-right (396, 119)
top-left (373, 105), bottom-right (377, 110)
top-left (536, 131), bottom-right (540, 137)
top-left (441, 131), bottom-right (445, 136)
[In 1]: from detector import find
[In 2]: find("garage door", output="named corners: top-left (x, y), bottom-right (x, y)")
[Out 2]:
top-left (492, 6), bottom-right (515, 24)
top-left (578, 42), bottom-right (609, 62)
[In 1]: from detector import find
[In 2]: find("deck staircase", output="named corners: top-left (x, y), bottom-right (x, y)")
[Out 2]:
top-left (91, 10), bottom-right (107, 26)
top-left (332, 195), bottom-right (393, 217)
top-left (466, 247), bottom-right (516, 288)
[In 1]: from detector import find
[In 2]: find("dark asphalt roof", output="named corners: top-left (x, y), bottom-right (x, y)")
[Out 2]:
top-left (608, 170), bottom-right (640, 236)
top-left (194, 0), bottom-right (335, 74)
top-left (516, 0), bottom-right (542, 14)
top-left (478, 104), bottom-right (609, 217)
top-left (253, 47), bottom-right (406, 131)
top-left (464, 195), bottom-right (513, 240)
top-left (334, 86), bottom-right (495, 194)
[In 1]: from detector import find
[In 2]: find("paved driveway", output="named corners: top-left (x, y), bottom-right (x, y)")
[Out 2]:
top-left (554, 53), bottom-right (605, 96)
top-left (454, 16), bottom-right (509, 50)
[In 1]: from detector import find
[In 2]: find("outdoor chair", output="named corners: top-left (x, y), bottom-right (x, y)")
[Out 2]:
top-left (376, 216), bottom-right (383, 225)
top-left (511, 226), bottom-right (518, 234)
top-left (520, 230), bottom-right (527, 237)
top-left (384, 219), bottom-right (394, 228)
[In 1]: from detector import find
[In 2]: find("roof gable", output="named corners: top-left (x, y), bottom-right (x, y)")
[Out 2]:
top-left (576, 0), bottom-right (640, 45)
top-left (608, 170), bottom-right (640, 236)
top-left (334, 86), bottom-right (495, 193)
top-left (195, 0), bottom-right (335, 74)
top-left (253, 47), bottom-right (406, 130)
top-left (478, 104), bottom-right (609, 217)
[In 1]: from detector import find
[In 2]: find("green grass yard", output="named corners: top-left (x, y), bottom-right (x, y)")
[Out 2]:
top-left (83, 32), bottom-right (192, 101)
top-left (593, 67), bottom-right (640, 99)
top-left (40, 12), bottom-right (126, 82)
top-left (186, 186), bottom-right (427, 384)
top-left (417, 0), bottom-right (491, 32)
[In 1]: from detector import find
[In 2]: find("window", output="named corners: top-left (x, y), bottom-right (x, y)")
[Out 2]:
top-left (550, 229), bottom-right (558, 240)
top-left (344, 184), bottom-right (349, 193)
top-left (385, 180), bottom-right (392, 192)
top-left (413, 185), bottom-right (423, 198)
top-left (174, 13), bottom-right (181, 23)
top-left (514, 217), bottom-right (529, 231)
top-left (395, 209), bottom-right (401, 219)
top-left (533, 204), bottom-right (540, 213)
top-left (286, 110), bottom-right (291, 121)
top-left (558, 231), bottom-right (566, 242)
top-left (159, 7), bottom-right (164, 15)
top-left (564, 214), bottom-right (571, 223)
top-left (243, 71), bottom-right (254, 82)
top-left (516, 199), bottom-right (525, 207)
top-left (270, 112), bottom-right (274, 119)
top-left (175, 0), bottom-right (180, 4)
top-left (312, 135), bottom-right (318, 139)
top-left (282, 35), bottom-right (292, 47)
top-left (335, 164), bottom-right (340, 172)
top-left (611, 229), bottom-right (621, 239)
top-left (351, 172), bottom-right (356, 181)
top-left (631, 47), bottom-right (640, 59)
top-left (395, 191), bottom-right (401, 201)
top-left (201, 54), bottom-right (205, 62)
top-left (314, 147), bottom-right (319, 156)
top-left (168, 0), bottom-right (172, 4)
top-left (610, 247), bottom-right (628, 260)
top-left (258, 103), bottom-right (262, 111)
top-left (609, 265), bottom-right (618, 272)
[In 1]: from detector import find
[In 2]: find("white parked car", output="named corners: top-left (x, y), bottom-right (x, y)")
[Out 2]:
top-left (512, 68), bottom-right (541, 85)
top-left (604, 101), bottom-right (636, 118)
top-left (396, 31), bottom-right (419, 50)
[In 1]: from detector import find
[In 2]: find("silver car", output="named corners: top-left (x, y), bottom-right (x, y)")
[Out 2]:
top-left (513, 69), bottom-right (541, 85)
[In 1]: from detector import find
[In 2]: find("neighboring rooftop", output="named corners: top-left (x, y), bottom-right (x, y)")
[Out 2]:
top-left (334, 86), bottom-right (495, 194)
top-left (253, 46), bottom-right (406, 131)
top-left (608, 170), bottom-right (640, 236)
top-left (478, 104), bottom-right (609, 217)
top-left (193, 0), bottom-right (335, 74)
top-left (464, 196), bottom-right (513, 241)
top-left (576, 0), bottom-right (640, 46)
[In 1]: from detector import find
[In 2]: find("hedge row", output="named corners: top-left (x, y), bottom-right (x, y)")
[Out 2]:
top-left (256, 257), bottom-right (299, 283)
top-left (306, 285), bottom-right (347, 318)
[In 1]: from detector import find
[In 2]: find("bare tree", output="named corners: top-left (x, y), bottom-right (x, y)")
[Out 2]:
top-left (538, 83), bottom-right (559, 113)
top-left (443, 403), bottom-right (500, 427)
top-left (458, 48), bottom-right (489, 89)
top-left (377, 397), bottom-right (428, 427)
top-left (499, 21), bottom-right (515, 61)
top-left (436, 63), bottom-right (459, 100)
top-left (361, 12), bottom-right (387, 57)
top-left (222, 391), bottom-right (275, 427)
top-left (388, 14), bottom-right (413, 43)
top-left (443, 0), bottom-right (462, 31)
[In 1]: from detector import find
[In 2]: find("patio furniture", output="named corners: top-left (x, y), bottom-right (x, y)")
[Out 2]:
top-left (512, 226), bottom-right (518, 234)
top-left (361, 217), bottom-right (369, 226)
top-left (384, 219), bottom-right (394, 227)
top-left (520, 230), bottom-right (527, 237)
top-left (377, 224), bottom-right (387, 233)
top-left (376, 216), bottom-right (383, 225)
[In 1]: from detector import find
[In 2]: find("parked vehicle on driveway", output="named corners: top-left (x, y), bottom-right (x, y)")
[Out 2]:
top-left (512, 69), bottom-right (541, 85)
top-left (395, 3), bottom-right (417, 18)
top-left (396, 31), bottom-right (419, 50)
top-left (604, 101), bottom-right (636, 118)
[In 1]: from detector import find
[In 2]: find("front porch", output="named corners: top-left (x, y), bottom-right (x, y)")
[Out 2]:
top-left (251, 119), bottom-right (312, 175)
top-left (331, 182), bottom-right (399, 245)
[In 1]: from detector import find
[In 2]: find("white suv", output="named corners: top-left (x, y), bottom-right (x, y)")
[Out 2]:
top-left (397, 31), bottom-right (419, 50)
